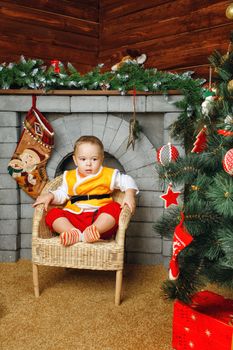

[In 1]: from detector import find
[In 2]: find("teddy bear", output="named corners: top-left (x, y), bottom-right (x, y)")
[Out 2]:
top-left (111, 49), bottom-right (147, 71)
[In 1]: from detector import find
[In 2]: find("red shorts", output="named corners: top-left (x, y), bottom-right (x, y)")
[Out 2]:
top-left (45, 201), bottom-right (121, 239)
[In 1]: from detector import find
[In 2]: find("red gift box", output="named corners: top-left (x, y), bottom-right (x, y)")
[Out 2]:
top-left (172, 291), bottom-right (233, 350)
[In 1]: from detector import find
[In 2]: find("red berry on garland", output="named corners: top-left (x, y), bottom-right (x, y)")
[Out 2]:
top-left (223, 149), bottom-right (233, 175)
top-left (157, 142), bottom-right (179, 166)
top-left (51, 60), bottom-right (60, 73)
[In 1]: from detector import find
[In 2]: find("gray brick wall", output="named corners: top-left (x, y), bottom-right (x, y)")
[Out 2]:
top-left (0, 95), bottom-right (183, 264)
top-left (0, 112), bottom-right (20, 261)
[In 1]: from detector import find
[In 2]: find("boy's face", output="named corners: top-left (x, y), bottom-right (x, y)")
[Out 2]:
top-left (73, 142), bottom-right (104, 176)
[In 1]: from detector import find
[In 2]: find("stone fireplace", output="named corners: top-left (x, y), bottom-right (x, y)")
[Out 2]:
top-left (0, 92), bottom-right (183, 265)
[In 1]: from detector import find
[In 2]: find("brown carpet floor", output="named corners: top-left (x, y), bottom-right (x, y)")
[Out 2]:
top-left (0, 260), bottom-right (232, 350)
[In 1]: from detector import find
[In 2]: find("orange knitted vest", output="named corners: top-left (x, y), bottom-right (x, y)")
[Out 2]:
top-left (64, 167), bottom-right (116, 213)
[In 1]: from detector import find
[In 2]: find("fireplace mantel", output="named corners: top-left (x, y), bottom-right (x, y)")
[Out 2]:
top-left (0, 89), bottom-right (182, 95)
top-left (0, 92), bottom-right (183, 264)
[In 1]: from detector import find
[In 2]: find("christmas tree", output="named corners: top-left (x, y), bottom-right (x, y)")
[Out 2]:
top-left (154, 33), bottom-right (233, 303)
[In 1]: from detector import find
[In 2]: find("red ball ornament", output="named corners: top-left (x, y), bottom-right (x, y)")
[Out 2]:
top-left (157, 142), bottom-right (179, 166)
top-left (223, 149), bottom-right (233, 175)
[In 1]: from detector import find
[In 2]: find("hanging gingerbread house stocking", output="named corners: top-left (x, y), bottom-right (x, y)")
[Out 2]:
top-left (8, 96), bottom-right (54, 198)
top-left (169, 212), bottom-right (193, 280)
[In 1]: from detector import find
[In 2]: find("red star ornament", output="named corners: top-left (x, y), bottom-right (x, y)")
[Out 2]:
top-left (160, 183), bottom-right (181, 208)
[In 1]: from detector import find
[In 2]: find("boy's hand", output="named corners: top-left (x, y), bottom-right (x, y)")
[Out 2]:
top-left (121, 189), bottom-right (136, 214)
top-left (32, 193), bottom-right (54, 211)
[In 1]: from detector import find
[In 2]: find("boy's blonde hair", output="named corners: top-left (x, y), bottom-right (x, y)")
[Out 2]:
top-left (74, 135), bottom-right (104, 155)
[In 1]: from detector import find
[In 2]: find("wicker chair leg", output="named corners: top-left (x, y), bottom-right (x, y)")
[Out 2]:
top-left (115, 270), bottom-right (123, 305)
top-left (32, 263), bottom-right (40, 297)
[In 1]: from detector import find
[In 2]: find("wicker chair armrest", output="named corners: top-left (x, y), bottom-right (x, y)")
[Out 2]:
top-left (115, 204), bottom-right (132, 246)
top-left (32, 176), bottom-right (64, 239)
top-left (32, 204), bottom-right (45, 238)
top-left (41, 174), bottom-right (63, 193)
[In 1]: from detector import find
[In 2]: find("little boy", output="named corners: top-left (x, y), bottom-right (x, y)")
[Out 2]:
top-left (33, 135), bottom-right (138, 246)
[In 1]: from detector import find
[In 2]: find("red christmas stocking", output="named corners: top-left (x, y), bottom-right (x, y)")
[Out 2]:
top-left (7, 96), bottom-right (54, 198)
top-left (169, 212), bottom-right (193, 280)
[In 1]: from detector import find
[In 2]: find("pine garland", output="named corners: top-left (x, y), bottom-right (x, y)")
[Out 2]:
top-left (0, 56), bottom-right (205, 93)
top-left (0, 55), bottom-right (207, 149)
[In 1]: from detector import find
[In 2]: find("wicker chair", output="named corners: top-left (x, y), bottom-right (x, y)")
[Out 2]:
top-left (32, 175), bottom-right (132, 305)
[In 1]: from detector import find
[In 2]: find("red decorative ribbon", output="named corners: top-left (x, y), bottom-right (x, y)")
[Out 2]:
top-left (50, 60), bottom-right (60, 73)
top-left (32, 95), bottom-right (37, 108)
